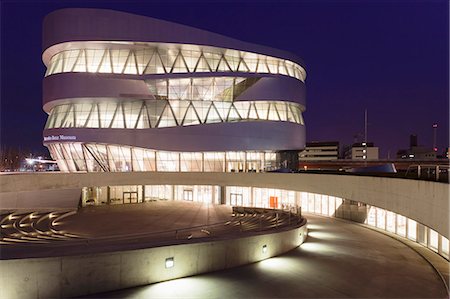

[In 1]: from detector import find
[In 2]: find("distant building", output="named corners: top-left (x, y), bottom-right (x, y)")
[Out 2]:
top-left (397, 134), bottom-right (436, 160)
top-left (299, 141), bottom-right (339, 161)
top-left (344, 142), bottom-right (379, 160)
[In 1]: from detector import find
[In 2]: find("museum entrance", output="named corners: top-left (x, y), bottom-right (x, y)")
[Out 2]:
top-left (123, 191), bottom-right (139, 204)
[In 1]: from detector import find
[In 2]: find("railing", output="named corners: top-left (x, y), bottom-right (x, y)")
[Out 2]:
top-left (405, 164), bottom-right (449, 182)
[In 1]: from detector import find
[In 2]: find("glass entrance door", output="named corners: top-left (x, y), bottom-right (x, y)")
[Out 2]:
top-left (230, 193), bottom-right (243, 206)
top-left (183, 190), bottom-right (193, 201)
top-left (123, 191), bottom-right (138, 204)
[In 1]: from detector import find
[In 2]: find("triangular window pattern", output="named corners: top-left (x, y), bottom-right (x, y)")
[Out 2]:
top-left (237, 58), bottom-right (250, 72)
top-left (227, 104), bottom-right (241, 121)
top-left (52, 55), bottom-right (63, 74)
top-left (136, 49), bottom-right (154, 74)
top-left (287, 104), bottom-right (296, 123)
top-left (298, 111), bottom-right (305, 125)
top-left (111, 103), bottom-right (125, 128)
top-left (169, 100), bottom-right (190, 124)
top-left (146, 100), bottom-right (167, 127)
top-left (204, 53), bottom-right (221, 71)
top-left (110, 49), bottom-right (130, 74)
top-left (98, 50), bottom-right (113, 73)
top-left (182, 103), bottom-right (201, 126)
top-left (63, 50), bottom-right (79, 72)
top-left (157, 104), bottom-right (178, 127)
top-left (72, 50), bottom-right (87, 72)
top-left (214, 102), bottom-right (232, 121)
top-left (171, 52), bottom-right (189, 73)
top-left (53, 105), bottom-right (69, 128)
top-left (168, 79), bottom-right (191, 100)
top-left (205, 103), bottom-right (222, 123)
top-left (123, 51), bottom-right (138, 74)
top-left (85, 104), bottom-right (100, 128)
top-left (255, 102), bottom-right (269, 120)
top-left (217, 56), bottom-right (231, 72)
top-left (123, 101), bottom-right (143, 128)
top-left (279, 61), bottom-right (289, 76)
top-left (62, 105), bottom-right (76, 127)
top-left (144, 51), bottom-right (166, 74)
top-left (257, 59), bottom-right (269, 73)
top-left (267, 103), bottom-right (280, 121)
top-left (248, 103), bottom-right (259, 120)
top-left (234, 102), bottom-right (250, 119)
top-left (98, 102), bottom-right (117, 128)
top-left (194, 54), bottom-right (211, 72)
top-left (275, 103), bottom-right (287, 121)
top-left (135, 103), bottom-right (150, 129)
top-left (86, 49), bottom-right (104, 73)
top-left (192, 101), bottom-right (209, 123)
top-left (192, 78), bottom-right (214, 101)
top-left (182, 50), bottom-right (201, 72)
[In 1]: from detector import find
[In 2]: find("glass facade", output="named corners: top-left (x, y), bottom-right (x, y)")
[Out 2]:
top-left (45, 44), bottom-right (306, 82)
top-left (82, 184), bottom-right (221, 206)
top-left (47, 142), bottom-right (276, 173)
top-left (80, 182), bottom-right (450, 260)
top-left (45, 99), bottom-right (304, 130)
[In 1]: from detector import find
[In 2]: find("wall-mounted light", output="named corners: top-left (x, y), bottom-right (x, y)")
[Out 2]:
top-left (262, 245), bottom-right (268, 254)
top-left (165, 257), bottom-right (174, 268)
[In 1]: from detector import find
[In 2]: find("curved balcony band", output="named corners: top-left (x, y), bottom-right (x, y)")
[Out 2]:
top-left (42, 8), bottom-right (307, 173)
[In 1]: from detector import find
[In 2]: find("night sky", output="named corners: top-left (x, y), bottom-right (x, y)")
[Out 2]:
top-left (1, 0), bottom-right (448, 158)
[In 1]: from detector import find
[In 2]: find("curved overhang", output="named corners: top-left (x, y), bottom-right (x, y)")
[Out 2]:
top-left (43, 121), bottom-right (306, 152)
top-left (42, 73), bottom-right (306, 112)
top-left (42, 8), bottom-right (305, 68)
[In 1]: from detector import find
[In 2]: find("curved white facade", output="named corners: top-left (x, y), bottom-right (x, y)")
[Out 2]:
top-left (42, 9), bottom-right (307, 173)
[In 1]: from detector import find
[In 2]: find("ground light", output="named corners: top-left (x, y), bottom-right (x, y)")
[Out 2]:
top-left (165, 257), bottom-right (174, 268)
top-left (262, 244), bottom-right (268, 254)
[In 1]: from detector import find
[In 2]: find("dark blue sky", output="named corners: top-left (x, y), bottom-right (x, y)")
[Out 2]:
top-left (1, 0), bottom-right (448, 158)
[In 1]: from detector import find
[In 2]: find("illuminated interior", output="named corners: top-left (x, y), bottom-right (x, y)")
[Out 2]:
top-left (47, 142), bottom-right (277, 172)
top-left (45, 99), bottom-right (304, 129)
top-left (80, 183), bottom-right (450, 259)
top-left (44, 43), bottom-right (306, 82)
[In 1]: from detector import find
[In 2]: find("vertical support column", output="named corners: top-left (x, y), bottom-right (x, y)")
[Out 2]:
top-left (142, 184), bottom-right (145, 203)
top-left (224, 154), bottom-right (228, 172)
top-left (107, 186), bottom-right (111, 205)
top-left (250, 187), bottom-right (254, 207)
top-left (438, 235), bottom-right (442, 255)
top-left (171, 185), bottom-right (175, 201)
top-left (202, 152), bottom-right (205, 172)
top-left (244, 152), bottom-right (247, 172)
top-left (220, 186), bottom-right (226, 205)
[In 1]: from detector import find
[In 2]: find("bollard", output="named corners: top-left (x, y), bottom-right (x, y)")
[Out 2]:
top-left (436, 165), bottom-right (440, 181)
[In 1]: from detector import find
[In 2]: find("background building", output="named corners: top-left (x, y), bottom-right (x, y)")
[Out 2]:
top-left (397, 134), bottom-right (437, 160)
top-left (344, 142), bottom-right (379, 160)
top-left (299, 141), bottom-right (339, 161)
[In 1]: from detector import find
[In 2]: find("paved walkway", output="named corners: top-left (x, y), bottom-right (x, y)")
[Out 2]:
top-left (84, 214), bottom-right (448, 299)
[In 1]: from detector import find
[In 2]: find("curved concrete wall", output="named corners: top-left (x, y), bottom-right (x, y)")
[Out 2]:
top-left (0, 172), bottom-right (447, 238)
top-left (42, 9), bottom-right (305, 66)
top-left (43, 121), bottom-right (305, 152)
top-left (0, 223), bottom-right (307, 298)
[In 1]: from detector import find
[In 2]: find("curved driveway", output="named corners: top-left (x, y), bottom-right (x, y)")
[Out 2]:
top-left (85, 214), bottom-right (447, 298)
